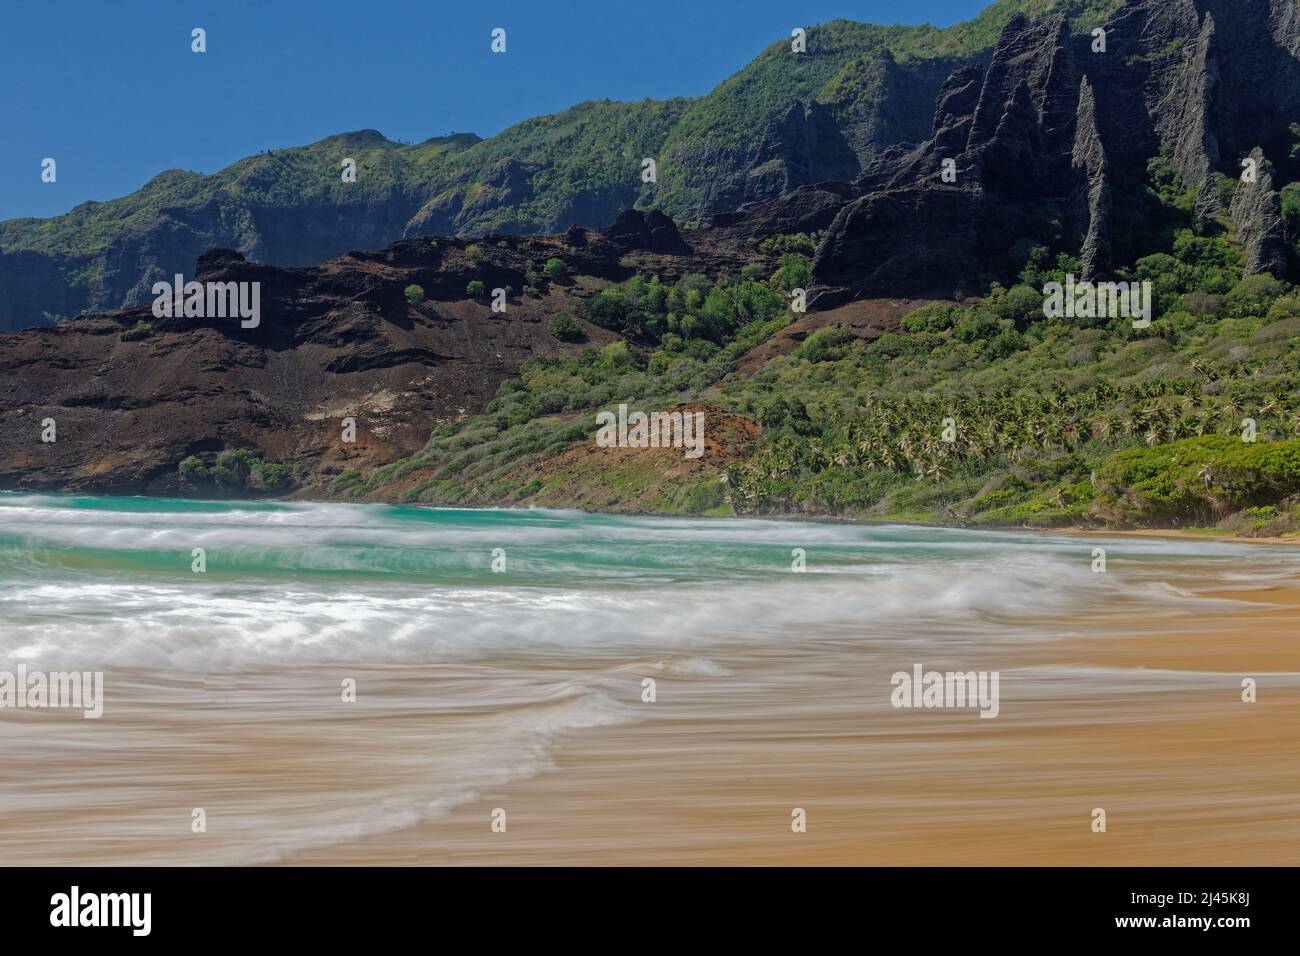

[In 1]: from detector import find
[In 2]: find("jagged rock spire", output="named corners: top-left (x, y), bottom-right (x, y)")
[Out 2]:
top-left (1230, 147), bottom-right (1286, 276)
top-left (1071, 76), bottom-right (1112, 281)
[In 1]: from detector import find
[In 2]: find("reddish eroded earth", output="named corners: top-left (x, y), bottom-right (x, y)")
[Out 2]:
top-left (734, 296), bottom-right (944, 376)
top-left (0, 217), bottom-right (765, 497)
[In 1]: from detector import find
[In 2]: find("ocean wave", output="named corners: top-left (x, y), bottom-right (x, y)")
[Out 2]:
top-left (0, 495), bottom-right (1287, 670)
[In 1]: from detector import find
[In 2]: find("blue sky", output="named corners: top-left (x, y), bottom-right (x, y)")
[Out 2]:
top-left (1, 0), bottom-right (988, 220)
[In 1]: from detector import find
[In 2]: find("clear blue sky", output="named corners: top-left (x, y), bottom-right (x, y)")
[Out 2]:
top-left (0, 0), bottom-right (986, 221)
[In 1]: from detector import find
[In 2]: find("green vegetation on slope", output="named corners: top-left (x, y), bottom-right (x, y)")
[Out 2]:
top-left (895, 0), bottom-right (1121, 61)
top-left (656, 1), bottom-right (1123, 216)
top-left (718, 180), bottom-right (1300, 531)
top-left (342, 134), bottom-right (1300, 536)
top-left (348, 261), bottom-right (800, 508)
top-left (179, 450), bottom-right (295, 493)
top-left (0, 132), bottom-right (480, 261)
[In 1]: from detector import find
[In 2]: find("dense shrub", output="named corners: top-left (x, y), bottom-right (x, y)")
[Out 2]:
top-left (771, 253), bottom-right (811, 293)
top-left (548, 311), bottom-right (584, 342)
top-left (901, 304), bottom-right (961, 334)
top-left (121, 319), bottom-right (152, 341)
top-left (178, 455), bottom-right (208, 480)
top-left (952, 310), bottom-right (1001, 343)
top-left (798, 325), bottom-right (855, 362)
top-left (1095, 436), bottom-right (1300, 525)
top-left (177, 450), bottom-right (294, 494)
top-left (992, 284), bottom-right (1045, 328)
top-left (1225, 274), bottom-right (1285, 318)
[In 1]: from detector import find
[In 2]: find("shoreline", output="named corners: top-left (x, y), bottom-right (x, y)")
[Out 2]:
top-left (5, 487), bottom-right (1298, 545)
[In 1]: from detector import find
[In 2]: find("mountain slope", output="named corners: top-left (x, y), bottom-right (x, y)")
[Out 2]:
top-left (0, 213), bottom-right (762, 496)
top-left (0, 0), bottom-right (1121, 329)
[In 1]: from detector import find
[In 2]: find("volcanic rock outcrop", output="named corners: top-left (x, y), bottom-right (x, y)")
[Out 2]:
top-left (1230, 147), bottom-right (1287, 276)
top-left (773, 0), bottom-right (1300, 305)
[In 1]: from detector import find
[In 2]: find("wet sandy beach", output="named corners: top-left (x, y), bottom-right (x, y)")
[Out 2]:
top-left (4, 571), bottom-right (1293, 867)
top-left (284, 578), bottom-right (1300, 866)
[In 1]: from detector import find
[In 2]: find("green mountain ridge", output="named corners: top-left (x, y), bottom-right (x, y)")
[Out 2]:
top-left (0, 0), bottom-right (1122, 328)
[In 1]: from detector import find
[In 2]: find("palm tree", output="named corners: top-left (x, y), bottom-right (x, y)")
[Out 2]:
top-left (1222, 392), bottom-right (1245, 420)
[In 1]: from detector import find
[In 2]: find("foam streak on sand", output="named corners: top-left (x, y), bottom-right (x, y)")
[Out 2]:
top-left (0, 494), bottom-right (1296, 864)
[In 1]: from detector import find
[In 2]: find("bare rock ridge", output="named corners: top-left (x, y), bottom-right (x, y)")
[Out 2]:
top-left (1155, 7), bottom-right (1221, 223)
top-left (605, 209), bottom-right (687, 252)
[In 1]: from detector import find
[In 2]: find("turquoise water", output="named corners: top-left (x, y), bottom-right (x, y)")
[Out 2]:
top-left (0, 492), bottom-right (1293, 671)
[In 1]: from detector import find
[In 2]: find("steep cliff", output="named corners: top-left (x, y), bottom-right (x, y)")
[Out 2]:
top-left (804, 0), bottom-right (1300, 304)
top-left (1231, 147), bottom-right (1287, 276)
top-left (1070, 76), bottom-right (1112, 280)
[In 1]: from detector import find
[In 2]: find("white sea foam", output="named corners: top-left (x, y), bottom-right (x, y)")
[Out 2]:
top-left (0, 495), bottom-right (1292, 670)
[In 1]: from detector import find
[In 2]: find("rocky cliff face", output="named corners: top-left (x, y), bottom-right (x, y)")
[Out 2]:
top-left (680, 51), bottom-right (959, 221)
top-left (807, 12), bottom-right (1084, 303)
top-left (0, 247), bottom-right (80, 329)
top-left (1231, 147), bottom-right (1287, 275)
top-left (791, 0), bottom-right (1300, 304)
top-left (1070, 76), bottom-right (1112, 280)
